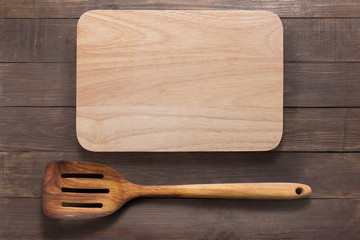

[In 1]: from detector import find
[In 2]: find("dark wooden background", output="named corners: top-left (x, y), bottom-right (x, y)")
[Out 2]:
top-left (1, 1), bottom-right (360, 239)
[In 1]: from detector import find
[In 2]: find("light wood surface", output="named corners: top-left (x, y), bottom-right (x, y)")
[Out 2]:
top-left (42, 161), bottom-right (311, 219)
top-left (76, 10), bottom-right (283, 151)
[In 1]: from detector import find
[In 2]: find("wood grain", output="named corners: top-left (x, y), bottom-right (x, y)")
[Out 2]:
top-left (284, 63), bottom-right (360, 107)
top-left (2, 152), bottom-right (359, 198)
top-left (278, 108), bottom-right (360, 152)
top-left (0, 63), bottom-right (75, 106)
top-left (2, 63), bottom-right (360, 107)
top-left (0, 19), bottom-right (76, 63)
top-left (1, 0), bottom-right (360, 238)
top-left (42, 161), bottom-right (135, 219)
top-left (2, 18), bottom-right (360, 63)
top-left (283, 18), bottom-right (360, 62)
top-left (76, 10), bottom-right (283, 151)
top-left (0, 107), bottom-right (81, 152)
top-left (2, 0), bottom-right (360, 18)
top-left (1, 107), bottom-right (359, 152)
top-left (1, 197), bottom-right (359, 239)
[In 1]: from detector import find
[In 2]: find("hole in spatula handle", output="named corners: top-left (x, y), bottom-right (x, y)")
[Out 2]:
top-left (295, 187), bottom-right (303, 195)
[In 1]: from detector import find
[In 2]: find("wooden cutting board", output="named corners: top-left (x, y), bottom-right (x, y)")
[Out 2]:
top-left (76, 10), bottom-right (283, 152)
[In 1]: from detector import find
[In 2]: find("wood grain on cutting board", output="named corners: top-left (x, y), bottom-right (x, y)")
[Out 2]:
top-left (76, 10), bottom-right (283, 151)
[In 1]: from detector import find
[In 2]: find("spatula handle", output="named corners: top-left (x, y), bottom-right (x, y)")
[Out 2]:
top-left (137, 183), bottom-right (311, 199)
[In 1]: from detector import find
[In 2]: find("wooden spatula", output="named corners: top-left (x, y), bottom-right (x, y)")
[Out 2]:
top-left (42, 161), bottom-right (312, 219)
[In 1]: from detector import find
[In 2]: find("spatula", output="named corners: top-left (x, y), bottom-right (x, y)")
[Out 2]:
top-left (42, 161), bottom-right (312, 219)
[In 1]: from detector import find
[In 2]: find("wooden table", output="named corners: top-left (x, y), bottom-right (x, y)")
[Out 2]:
top-left (1, 1), bottom-right (359, 239)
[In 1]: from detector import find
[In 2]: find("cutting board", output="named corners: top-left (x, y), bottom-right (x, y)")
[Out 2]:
top-left (76, 10), bottom-right (283, 152)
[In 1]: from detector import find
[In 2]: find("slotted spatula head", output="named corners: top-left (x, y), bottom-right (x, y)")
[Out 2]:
top-left (42, 161), bottom-right (136, 219)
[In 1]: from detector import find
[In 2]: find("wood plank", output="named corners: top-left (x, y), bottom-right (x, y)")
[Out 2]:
top-left (0, 107), bottom-right (81, 151)
top-left (276, 108), bottom-right (360, 152)
top-left (1, 107), bottom-right (359, 151)
top-left (284, 63), bottom-right (360, 107)
top-left (1, 152), bottom-right (360, 198)
top-left (0, 197), bottom-right (359, 239)
top-left (2, 63), bottom-right (360, 107)
top-left (283, 19), bottom-right (360, 63)
top-left (1, 18), bottom-right (360, 63)
top-left (0, 19), bottom-right (76, 63)
top-left (0, 63), bottom-right (75, 106)
top-left (2, 0), bottom-right (360, 18)
top-left (76, 10), bottom-right (283, 152)
top-left (344, 109), bottom-right (360, 151)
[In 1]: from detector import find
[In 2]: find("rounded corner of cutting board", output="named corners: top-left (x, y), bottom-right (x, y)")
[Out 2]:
top-left (76, 126), bottom-right (98, 152)
top-left (78, 10), bottom-right (99, 22)
top-left (266, 129), bottom-right (283, 151)
top-left (77, 10), bottom-right (102, 32)
top-left (260, 10), bottom-right (283, 27)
